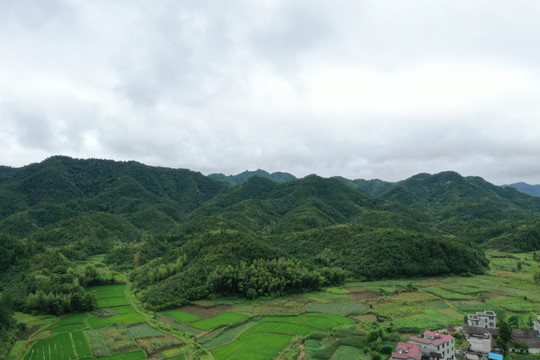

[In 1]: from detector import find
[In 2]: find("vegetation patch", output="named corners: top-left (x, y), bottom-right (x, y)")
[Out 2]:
top-left (201, 321), bottom-right (257, 349)
top-left (212, 333), bottom-right (292, 360)
top-left (98, 350), bottom-right (146, 360)
top-left (87, 312), bottom-right (145, 327)
top-left (135, 335), bottom-right (183, 355)
top-left (128, 323), bottom-right (164, 338)
top-left (189, 311), bottom-right (248, 331)
top-left (85, 326), bottom-right (138, 357)
top-left (71, 330), bottom-right (92, 358)
top-left (50, 323), bottom-right (87, 334)
top-left (331, 345), bottom-right (367, 360)
top-left (23, 333), bottom-right (76, 360)
top-left (161, 309), bottom-right (202, 323)
top-left (306, 302), bottom-right (366, 316)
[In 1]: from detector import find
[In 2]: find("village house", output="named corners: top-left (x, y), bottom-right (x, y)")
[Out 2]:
top-left (408, 331), bottom-right (455, 360)
top-left (392, 342), bottom-right (422, 360)
top-left (463, 325), bottom-right (540, 355)
top-left (508, 328), bottom-right (540, 354)
top-left (467, 311), bottom-right (496, 329)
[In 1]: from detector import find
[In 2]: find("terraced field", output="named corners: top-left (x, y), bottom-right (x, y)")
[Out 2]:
top-left (13, 250), bottom-right (540, 360)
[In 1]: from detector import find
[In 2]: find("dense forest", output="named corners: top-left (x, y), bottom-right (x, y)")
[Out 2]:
top-left (1, 156), bottom-right (540, 317)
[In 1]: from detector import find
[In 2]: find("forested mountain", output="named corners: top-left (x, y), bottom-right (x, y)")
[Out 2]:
top-left (208, 169), bottom-right (297, 185)
top-left (1, 156), bottom-right (539, 312)
top-left (503, 182), bottom-right (540, 197)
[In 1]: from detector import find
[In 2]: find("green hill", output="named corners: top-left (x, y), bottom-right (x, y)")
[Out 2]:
top-left (3, 156), bottom-right (540, 312)
top-left (208, 169), bottom-right (297, 185)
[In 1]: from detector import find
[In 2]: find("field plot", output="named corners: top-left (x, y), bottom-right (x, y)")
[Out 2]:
top-left (71, 330), bottom-right (92, 358)
top-left (306, 302), bottom-right (366, 316)
top-left (159, 347), bottom-right (186, 358)
top-left (240, 313), bottom-right (353, 338)
top-left (86, 326), bottom-right (138, 357)
top-left (166, 355), bottom-right (186, 360)
top-left (50, 323), bottom-right (87, 334)
top-left (136, 334), bottom-right (183, 355)
top-left (189, 312), bottom-right (248, 331)
top-left (7, 340), bottom-right (25, 360)
top-left (304, 339), bottom-right (322, 359)
top-left (212, 333), bottom-right (292, 360)
top-left (331, 345), bottom-right (366, 360)
top-left (98, 350), bottom-right (146, 360)
top-left (201, 321), bottom-right (257, 349)
top-left (87, 312), bottom-right (145, 327)
top-left (161, 309), bottom-right (202, 323)
top-left (98, 297), bottom-right (130, 307)
top-left (87, 284), bottom-right (130, 308)
top-left (23, 333), bottom-right (76, 360)
top-left (158, 315), bottom-right (203, 335)
top-left (422, 287), bottom-right (474, 300)
top-left (128, 323), bottom-right (164, 338)
top-left (87, 284), bottom-right (126, 298)
top-left (389, 308), bottom-right (461, 332)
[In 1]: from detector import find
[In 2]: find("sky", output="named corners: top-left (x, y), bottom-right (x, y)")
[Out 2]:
top-left (1, 0), bottom-right (540, 185)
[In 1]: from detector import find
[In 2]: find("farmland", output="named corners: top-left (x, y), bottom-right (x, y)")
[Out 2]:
top-left (9, 250), bottom-right (540, 360)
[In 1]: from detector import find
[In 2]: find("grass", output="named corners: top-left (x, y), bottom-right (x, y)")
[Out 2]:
top-left (161, 309), bottom-right (202, 323)
top-left (87, 312), bottom-right (145, 327)
top-left (212, 333), bottom-right (292, 360)
top-left (52, 313), bottom-right (89, 327)
top-left (326, 287), bottom-right (350, 294)
top-left (7, 340), bottom-right (25, 360)
top-left (302, 291), bottom-right (351, 303)
top-left (306, 302), bottom-right (366, 316)
top-left (113, 305), bottom-right (139, 314)
top-left (97, 297), bottom-right (131, 307)
top-left (87, 284), bottom-right (127, 299)
top-left (50, 323), bottom-right (87, 334)
top-left (189, 312), bottom-right (248, 331)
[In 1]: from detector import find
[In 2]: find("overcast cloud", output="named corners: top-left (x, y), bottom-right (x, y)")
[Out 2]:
top-left (1, 0), bottom-right (540, 184)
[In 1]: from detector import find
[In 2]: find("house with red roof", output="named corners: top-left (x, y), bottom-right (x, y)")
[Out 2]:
top-left (392, 342), bottom-right (422, 360)
top-left (408, 331), bottom-right (455, 360)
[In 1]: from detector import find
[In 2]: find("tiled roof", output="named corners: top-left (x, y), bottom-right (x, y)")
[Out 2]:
top-left (410, 331), bottom-right (453, 346)
top-left (392, 342), bottom-right (421, 360)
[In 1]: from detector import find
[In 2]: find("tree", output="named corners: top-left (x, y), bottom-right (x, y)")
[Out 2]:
top-left (508, 315), bottom-right (519, 328)
top-left (498, 321), bottom-right (512, 355)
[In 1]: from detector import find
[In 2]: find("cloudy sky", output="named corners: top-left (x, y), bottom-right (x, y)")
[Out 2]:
top-left (1, 0), bottom-right (540, 184)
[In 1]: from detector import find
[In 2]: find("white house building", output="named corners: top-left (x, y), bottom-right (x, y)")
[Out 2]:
top-left (467, 311), bottom-right (496, 329)
top-left (409, 331), bottom-right (455, 360)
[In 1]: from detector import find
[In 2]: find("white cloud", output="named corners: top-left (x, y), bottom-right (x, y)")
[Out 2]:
top-left (1, 0), bottom-right (540, 184)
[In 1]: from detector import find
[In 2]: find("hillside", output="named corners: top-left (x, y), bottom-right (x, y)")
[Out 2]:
top-left (2, 156), bottom-right (540, 312)
top-left (503, 182), bottom-right (540, 197)
top-left (208, 169), bottom-right (297, 185)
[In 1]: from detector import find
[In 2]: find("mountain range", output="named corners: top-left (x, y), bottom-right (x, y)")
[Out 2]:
top-left (1, 156), bottom-right (539, 310)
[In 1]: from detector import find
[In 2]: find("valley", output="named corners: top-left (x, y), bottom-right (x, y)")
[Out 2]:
top-left (1, 157), bottom-right (540, 359)
top-left (5, 250), bottom-right (539, 360)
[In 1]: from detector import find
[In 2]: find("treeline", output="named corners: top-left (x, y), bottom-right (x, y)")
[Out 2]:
top-left (0, 235), bottom-right (117, 315)
top-left (207, 258), bottom-right (346, 299)
top-left (0, 294), bottom-right (25, 360)
top-left (24, 288), bottom-right (97, 315)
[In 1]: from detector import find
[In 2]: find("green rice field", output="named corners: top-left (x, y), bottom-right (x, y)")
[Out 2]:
top-left (331, 345), bottom-right (366, 360)
top-left (189, 312), bottom-right (248, 331)
top-left (212, 333), bottom-right (292, 360)
top-left (161, 309), bottom-right (202, 323)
